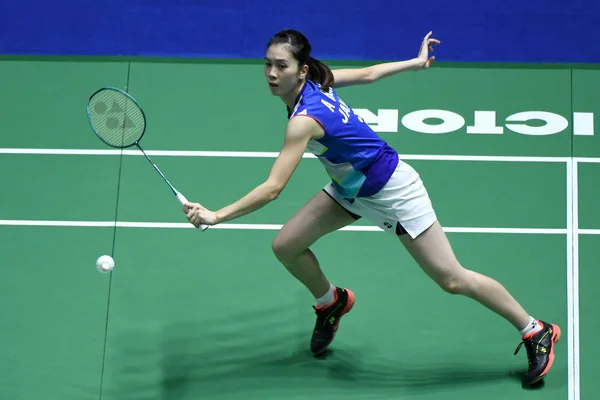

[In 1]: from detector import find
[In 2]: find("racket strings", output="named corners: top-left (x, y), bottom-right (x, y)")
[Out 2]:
top-left (88, 89), bottom-right (145, 148)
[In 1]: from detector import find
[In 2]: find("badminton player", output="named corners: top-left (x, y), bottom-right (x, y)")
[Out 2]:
top-left (184, 29), bottom-right (560, 385)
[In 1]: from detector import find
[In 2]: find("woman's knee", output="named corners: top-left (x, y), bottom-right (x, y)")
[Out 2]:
top-left (440, 276), bottom-right (466, 294)
top-left (271, 233), bottom-right (301, 264)
top-left (438, 267), bottom-right (472, 295)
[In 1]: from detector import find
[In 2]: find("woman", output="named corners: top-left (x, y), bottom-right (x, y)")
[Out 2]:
top-left (184, 29), bottom-right (560, 385)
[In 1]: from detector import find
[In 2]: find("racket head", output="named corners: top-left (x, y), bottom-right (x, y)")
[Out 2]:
top-left (86, 87), bottom-right (146, 149)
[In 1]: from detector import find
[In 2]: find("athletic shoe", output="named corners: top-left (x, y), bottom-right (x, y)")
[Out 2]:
top-left (514, 320), bottom-right (561, 384)
top-left (310, 286), bottom-right (355, 356)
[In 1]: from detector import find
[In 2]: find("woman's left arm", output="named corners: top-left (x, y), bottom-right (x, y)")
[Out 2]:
top-left (332, 31), bottom-right (440, 88)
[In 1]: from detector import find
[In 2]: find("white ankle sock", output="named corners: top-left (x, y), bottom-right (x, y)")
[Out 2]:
top-left (519, 316), bottom-right (542, 337)
top-left (315, 284), bottom-right (335, 306)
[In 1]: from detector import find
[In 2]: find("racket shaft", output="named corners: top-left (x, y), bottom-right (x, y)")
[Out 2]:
top-left (138, 146), bottom-right (177, 195)
top-left (137, 145), bottom-right (208, 231)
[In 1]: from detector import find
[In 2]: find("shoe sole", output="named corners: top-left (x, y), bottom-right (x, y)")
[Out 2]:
top-left (529, 323), bottom-right (561, 384)
top-left (312, 289), bottom-right (356, 356)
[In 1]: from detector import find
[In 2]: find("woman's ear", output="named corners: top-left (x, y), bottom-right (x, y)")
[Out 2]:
top-left (300, 63), bottom-right (309, 81)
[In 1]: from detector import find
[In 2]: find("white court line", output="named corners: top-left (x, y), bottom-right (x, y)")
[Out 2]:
top-left (574, 156), bottom-right (600, 163)
top-left (571, 161), bottom-right (580, 400)
top-left (0, 148), bottom-right (581, 163)
top-left (578, 229), bottom-right (600, 235)
top-left (0, 148), bottom-right (287, 158)
top-left (566, 160), bottom-right (575, 400)
top-left (0, 219), bottom-right (571, 234)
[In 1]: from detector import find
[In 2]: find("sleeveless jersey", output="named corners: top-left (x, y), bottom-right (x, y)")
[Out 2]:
top-left (288, 80), bottom-right (399, 198)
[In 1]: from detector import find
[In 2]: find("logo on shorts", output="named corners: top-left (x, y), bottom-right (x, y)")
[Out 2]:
top-left (383, 221), bottom-right (393, 229)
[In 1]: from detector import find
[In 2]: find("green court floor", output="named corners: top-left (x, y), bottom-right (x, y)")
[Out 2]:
top-left (1, 59), bottom-right (598, 400)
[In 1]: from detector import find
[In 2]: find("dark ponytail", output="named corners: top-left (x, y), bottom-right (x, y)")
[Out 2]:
top-left (306, 56), bottom-right (335, 90)
top-left (267, 29), bottom-right (334, 90)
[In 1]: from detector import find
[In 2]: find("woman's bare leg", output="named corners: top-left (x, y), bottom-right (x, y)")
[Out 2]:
top-left (272, 190), bottom-right (358, 356)
top-left (398, 219), bottom-right (561, 384)
top-left (272, 190), bottom-right (357, 297)
top-left (398, 220), bottom-right (531, 330)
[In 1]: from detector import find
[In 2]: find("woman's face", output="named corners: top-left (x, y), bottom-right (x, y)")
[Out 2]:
top-left (264, 44), bottom-right (307, 97)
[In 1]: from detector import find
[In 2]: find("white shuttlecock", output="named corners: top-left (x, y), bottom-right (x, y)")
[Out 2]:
top-left (96, 255), bottom-right (115, 273)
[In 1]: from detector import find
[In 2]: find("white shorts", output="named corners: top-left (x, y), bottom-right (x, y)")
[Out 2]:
top-left (323, 158), bottom-right (437, 239)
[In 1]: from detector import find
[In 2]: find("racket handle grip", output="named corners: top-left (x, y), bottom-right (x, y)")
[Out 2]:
top-left (176, 192), bottom-right (209, 232)
top-left (176, 192), bottom-right (189, 206)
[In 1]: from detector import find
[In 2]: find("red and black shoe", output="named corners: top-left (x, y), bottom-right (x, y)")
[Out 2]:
top-left (310, 287), bottom-right (355, 356)
top-left (514, 320), bottom-right (561, 385)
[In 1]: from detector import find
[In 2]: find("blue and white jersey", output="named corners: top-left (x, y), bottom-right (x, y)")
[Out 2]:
top-left (288, 80), bottom-right (399, 198)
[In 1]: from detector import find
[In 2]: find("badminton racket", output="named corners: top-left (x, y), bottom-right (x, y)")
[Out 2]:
top-left (86, 87), bottom-right (208, 231)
